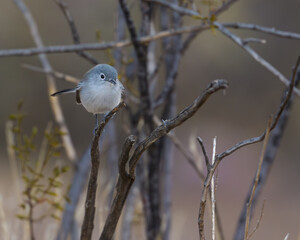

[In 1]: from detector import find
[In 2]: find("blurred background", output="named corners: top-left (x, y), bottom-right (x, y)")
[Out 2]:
top-left (1, 0), bottom-right (300, 239)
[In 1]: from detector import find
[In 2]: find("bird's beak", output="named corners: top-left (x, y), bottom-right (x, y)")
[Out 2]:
top-left (107, 78), bottom-right (116, 85)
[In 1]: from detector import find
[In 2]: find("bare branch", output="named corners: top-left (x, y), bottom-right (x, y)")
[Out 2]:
top-left (129, 80), bottom-right (228, 171)
top-left (99, 135), bottom-right (136, 240)
top-left (214, 21), bottom-right (300, 96)
top-left (218, 55), bottom-right (300, 161)
top-left (22, 64), bottom-right (80, 84)
top-left (197, 137), bottom-right (210, 171)
top-left (146, 0), bottom-right (202, 17)
top-left (211, 137), bottom-right (217, 240)
top-left (199, 56), bottom-right (300, 240)
top-left (223, 22), bottom-right (300, 40)
top-left (153, 116), bottom-right (206, 180)
top-left (56, 148), bottom-right (90, 240)
top-left (210, 0), bottom-right (240, 17)
top-left (100, 79), bottom-right (228, 240)
top-left (80, 102), bottom-right (125, 240)
top-left (53, 0), bottom-right (98, 65)
top-left (242, 38), bottom-right (266, 45)
top-left (0, 24), bottom-right (209, 57)
top-left (247, 200), bottom-right (265, 240)
top-left (284, 233), bottom-right (290, 240)
top-left (234, 64), bottom-right (300, 240)
top-left (13, 0), bottom-right (77, 162)
top-left (244, 119), bottom-right (271, 240)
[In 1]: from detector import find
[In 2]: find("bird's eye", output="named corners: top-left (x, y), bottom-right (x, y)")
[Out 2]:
top-left (100, 73), bottom-right (105, 79)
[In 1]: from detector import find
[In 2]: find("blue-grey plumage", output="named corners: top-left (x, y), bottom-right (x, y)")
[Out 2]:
top-left (51, 64), bottom-right (124, 114)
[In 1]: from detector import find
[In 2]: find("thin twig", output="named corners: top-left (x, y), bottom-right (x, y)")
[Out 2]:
top-left (13, 0), bottom-right (77, 163)
top-left (146, 0), bottom-right (202, 17)
top-left (284, 233), bottom-right (290, 240)
top-left (22, 64), bottom-right (80, 84)
top-left (217, 55), bottom-right (300, 161)
top-left (244, 119), bottom-right (271, 240)
top-left (56, 148), bottom-right (90, 240)
top-left (80, 102), bottom-right (125, 240)
top-left (247, 200), bottom-right (265, 240)
top-left (214, 21), bottom-right (300, 96)
top-left (210, 0), bottom-right (240, 17)
top-left (153, 116), bottom-right (206, 180)
top-left (211, 137), bottom-right (217, 240)
top-left (54, 0), bottom-right (98, 65)
top-left (234, 66), bottom-right (300, 240)
top-left (198, 56), bottom-right (300, 240)
top-left (223, 22), bottom-right (300, 40)
top-left (197, 137), bottom-right (210, 171)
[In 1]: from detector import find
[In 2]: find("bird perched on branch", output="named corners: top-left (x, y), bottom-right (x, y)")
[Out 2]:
top-left (51, 64), bottom-right (124, 128)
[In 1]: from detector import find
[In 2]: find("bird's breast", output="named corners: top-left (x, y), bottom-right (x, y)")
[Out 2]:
top-left (79, 81), bottom-right (122, 114)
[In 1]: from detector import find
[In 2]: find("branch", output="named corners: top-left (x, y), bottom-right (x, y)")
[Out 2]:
top-left (198, 56), bottom-right (300, 240)
top-left (223, 22), bottom-right (300, 40)
top-left (80, 102), bottom-right (125, 240)
top-left (210, 0), bottom-right (240, 16)
top-left (99, 135), bottom-right (136, 240)
top-left (129, 79), bottom-right (228, 171)
top-left (213, 21), bottom-right (300, 96)
top-left (0, 24), bottom-right (209, 57)
top-left (54, 0), bottom-right (98, 65)
top-left (233, 65), bottom-right (300, 240)
top-left (197, 137), bottom-right (210, 171)
top-left (146, 0), bottom-right (202, 17)
top-left (56, 148), bottom-right (90, 240)
top-left (153, 116), bottom-right (206, 180)
top-left (211, 137), bottom-right (217, 240)
top-left (23, 64), bottom-right (80, 84)
top-left (218, 55), bottom-right (300, 161)
top-left (244, 119), bottom-right (271, 240)
top-left (13, 0), bottom-right (77, 162)
top-left (99, 79), bottom-right (228, 240)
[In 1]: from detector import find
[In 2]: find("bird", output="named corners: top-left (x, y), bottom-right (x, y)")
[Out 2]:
top-left (51, 64), bottom-right (124, 129)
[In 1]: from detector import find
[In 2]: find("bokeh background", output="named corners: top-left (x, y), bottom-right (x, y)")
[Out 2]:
top-left (1, 0), bottom-right (300, 239)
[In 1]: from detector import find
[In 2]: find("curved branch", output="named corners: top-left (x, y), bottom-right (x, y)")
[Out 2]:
top-left (80, 102), bottom-right (125, 240)
top-left (99, 79), bottom-right (228, 240)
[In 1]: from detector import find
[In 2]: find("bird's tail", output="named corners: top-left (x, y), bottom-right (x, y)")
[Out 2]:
top-left (51, 87), bottom-right (78, 97)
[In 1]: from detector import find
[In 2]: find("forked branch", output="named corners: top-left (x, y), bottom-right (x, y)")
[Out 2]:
top-left (99, 79), bottom-right (228, 240)
top-left (80, 102), bottom-right (125, 240)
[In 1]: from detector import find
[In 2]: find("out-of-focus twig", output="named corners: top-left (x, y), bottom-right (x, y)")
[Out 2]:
top-left (153, 116), bottom-right (206, 180)
top-left (0, 24), bottom-right (210, 57)
top-left (247, 200), bottom-right (265, 240)
top-left (13, 0), bottom-right (77, 163)
top-left (214, 21), bottom-right (300, 96)
top-left (56, 148), bottom-right (90, 240)
top-left (22, 64), bottom-right (80, 84)
top-left (210, 0), bottom-right (240, 17)
top-left (223, 22), bottom-right (300, 40)
top-left (53, 0), bottom-right (98, 65)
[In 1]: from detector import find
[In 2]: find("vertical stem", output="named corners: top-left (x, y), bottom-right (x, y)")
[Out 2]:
top-left (211, 137), bottom-right (217, 240)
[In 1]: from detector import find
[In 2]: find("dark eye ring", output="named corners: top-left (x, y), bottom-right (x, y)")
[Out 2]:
top-left (100, 73), bottom-right (105, 79)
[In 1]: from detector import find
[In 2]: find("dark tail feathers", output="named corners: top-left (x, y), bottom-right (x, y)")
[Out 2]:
top-left (51, 88), bottom-right (77, 97)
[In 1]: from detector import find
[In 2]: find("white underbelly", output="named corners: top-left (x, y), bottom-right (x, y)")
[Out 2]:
top-left (80, 82), bottom-right (122, 114)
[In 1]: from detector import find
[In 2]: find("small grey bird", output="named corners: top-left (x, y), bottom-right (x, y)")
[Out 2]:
top-left (51, 64), bottom-right (124, 126)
